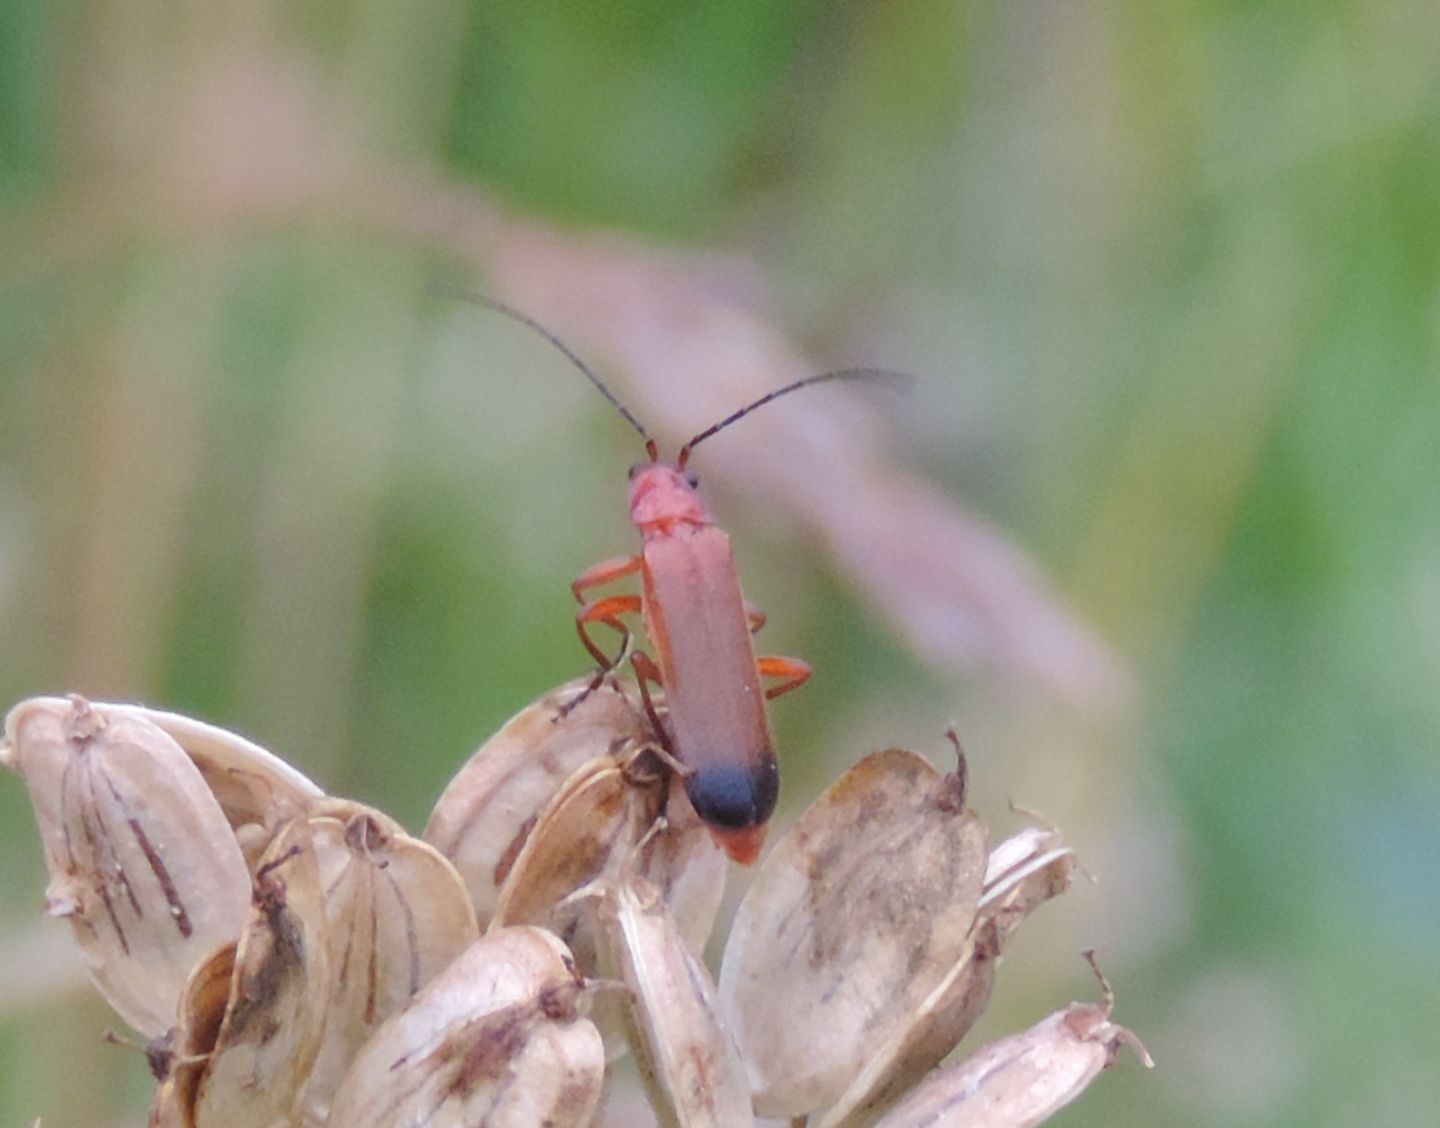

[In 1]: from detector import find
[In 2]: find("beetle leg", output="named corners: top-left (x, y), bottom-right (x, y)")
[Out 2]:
top-left (556, 628), bottom-right (636, 720)
top-left (554, 556), bottom-right (645, 721)
top-left (571, 554), bottom-right (642, 604)
top-left (629, 650), bottom-right (686, 772)
top-left (573, 553), bottom-right (644, 666)
top-left (744, 602), bottom-right (767, 634)
top-left (756, 655), bottom-right (813, 700)
top-left (575, 594), bottom-right (644, 672)
top-left (555, 593), bottom-right (644, 721)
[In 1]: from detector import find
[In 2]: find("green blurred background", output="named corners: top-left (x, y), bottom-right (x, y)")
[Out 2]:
top-left (2, 2), bottom-right (1438, 1125)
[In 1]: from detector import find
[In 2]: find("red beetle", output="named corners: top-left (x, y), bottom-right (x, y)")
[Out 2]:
top-left (483, 299), bottom-right (891, 864)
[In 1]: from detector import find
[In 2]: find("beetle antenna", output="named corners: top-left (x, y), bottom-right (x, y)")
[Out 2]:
top-left (442, 290), bottom-right (652, 445)
top-left (678, 367), bottom-right (912, 465)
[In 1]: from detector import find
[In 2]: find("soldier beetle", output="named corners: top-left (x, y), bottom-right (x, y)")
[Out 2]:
top-left (477, 298), bottom-right (895, 865)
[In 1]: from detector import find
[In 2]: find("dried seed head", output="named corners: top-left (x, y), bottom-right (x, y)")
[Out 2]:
top-left (425, 679), bottom-right (655, 927)
top-left (3, 685), bottom-right (1147, 1126)
top-left (598, 877), bottom-right (753, 1127)
top-left (302, 800), bottom-right (480, 1114)
top-left (326, 926), bottom-right (605, 1128)
top-left (718, 747), bottom-right (988, 1119)
top-left (2, 696), bottom-right (252, 1037)
top-left (872, 954), bottom-right (1153, 1128)
top-left (819, 827), bottom-right (1079, 1127)
top-left (187, 819), bottom-right (332, 1127)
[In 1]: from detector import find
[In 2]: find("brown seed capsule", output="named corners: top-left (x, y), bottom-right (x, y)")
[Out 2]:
top-left (817, 828), bottom-right (1078, 1127)
top-left (598, 877), bottom-right (753, 1128)
top-left (718, 748), bottom-right (988, 1119)
top-left (1, 696), bottom-right (252, 1037)
top-left (188, 819), bottom-right (332, 1127)
top-left (872, 954), bottom-right (1153, 1128)
top-left (302, 800), bottom-right (480, 1115)
top-left (325, 926), bottom-right (605, 1128)
top-left (425, 679), bottom-right (656, 928)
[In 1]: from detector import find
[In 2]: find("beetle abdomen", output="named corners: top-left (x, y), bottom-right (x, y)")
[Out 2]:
top-left (684, 758), bottom-right (779, 831)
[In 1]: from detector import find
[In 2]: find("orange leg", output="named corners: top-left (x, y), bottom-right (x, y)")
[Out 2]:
top-left (757, 655), bottom-right (812, 700)
top-left (576, 594), bottom-right (644, 672)
top-left (557, 596), bottom-right (641, 721)
top-left (571, 553), bottom-right (645, 670)
top-left (556, 555), bottom-right (646, 722)
top-left (572, 554), bottom-right (642, 604)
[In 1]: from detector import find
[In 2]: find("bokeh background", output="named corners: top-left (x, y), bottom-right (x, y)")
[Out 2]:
top-left (2, 2), bottom-right (1438, 1125)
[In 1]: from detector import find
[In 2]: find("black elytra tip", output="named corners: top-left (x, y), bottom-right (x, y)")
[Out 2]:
top-left (683, 760), bottom-right (779, 830)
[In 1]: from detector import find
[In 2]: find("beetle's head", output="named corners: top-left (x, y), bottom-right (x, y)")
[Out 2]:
top-left (627, 459), bottom-right (711, 535)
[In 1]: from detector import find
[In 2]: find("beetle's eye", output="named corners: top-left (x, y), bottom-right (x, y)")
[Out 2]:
top-left (684, 470), bottom-right (700, 490)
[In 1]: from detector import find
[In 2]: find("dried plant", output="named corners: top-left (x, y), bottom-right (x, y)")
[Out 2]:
top-left (1, 683), bottom-right (1150, 1126)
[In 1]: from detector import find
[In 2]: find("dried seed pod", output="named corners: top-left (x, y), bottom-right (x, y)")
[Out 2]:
top-left (425, 679), bottom-right (655, 928)
top-left (108, 703), bottom-right (323, 833)
top-left (188, 819), bottom-right (332, 1127)
top-left (492, 755), bottom-right (724, 978)
top-left (302, 800), bottom-right (480, 1115)
top-left (326, 926), bottom-right (605, 1128)
top-left (598, 877), bottom-right (753, 1128)
top-left (818, 828), bottom-right (1078, 1127)
top-left (718, 747), bottom-right (988, 1119)
top-left (634, 774), bottom-right (728, 959)
top-left (490, 755), bottom-right (661, 933)
top-left (978, 827), bottom-right (1076, 945)
top-left (1, 696), bottom-right (252, 1037)
top-left (815, 925), bottom-right (998, 1128)
top-left (486, 758), bottom-right (724, 1064)
top-left (872, 955), bottom-right (1153, 1128)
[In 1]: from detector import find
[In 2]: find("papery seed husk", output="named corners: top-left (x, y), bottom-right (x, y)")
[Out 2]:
top-left (107, 703), bottom-right (323, 834)
top-left (978, 834), bottom-right (1076, 948)
top-left (818, 831), bottom-right (1077, 1128)
top-left (816, 924), bottom-right (999, 1128)
top-left (490, 756), bottom-right (662, 940)
top-left (192, 819), bottom-right (332, 1128)
top-left (599, 878), bottom-right (753, 1128)
top-left (150, 1077), bottom-right (188, 1128)
top-left (149, 944), bottom-right (238, 1127)
top-left (632, 774), bottom-right (727, 960)
top-left (425, 679), bottom-right (655, 928)
top-left (982, 827), bottom-right (1060, 888)
top-left (301, 800), bottom-right (480, 1116)
top-left (584, 803), bottom-right (727, 1066)
top-left (872, 972), bottom-right (1153, 1128)
top-left (491, 756), bottom-right (724, 984)
top-left (326, 926), bottom-right (605, 1128)
top-left (718, 747), bottom-right (987, 1119)
top-left (2, 697), bottom-right (252, 1037)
